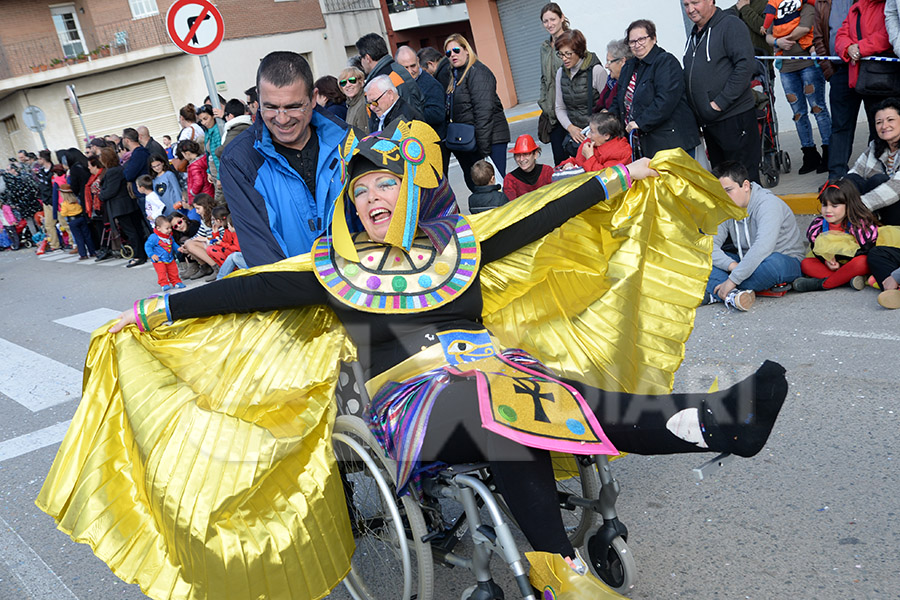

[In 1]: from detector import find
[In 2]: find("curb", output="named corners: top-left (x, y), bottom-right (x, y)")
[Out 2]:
top-left (506, 109), bottom-right (541, 124)
top-left (781, 193), bottom-right (819, 215)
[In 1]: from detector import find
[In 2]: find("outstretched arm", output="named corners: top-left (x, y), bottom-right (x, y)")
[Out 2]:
top-left (481, 159), bottom-right (657, 263)
top-left (110, 270), bottom-right (326, 332)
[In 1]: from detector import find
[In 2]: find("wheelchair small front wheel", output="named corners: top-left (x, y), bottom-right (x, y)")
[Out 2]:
top-left (585, 534), bottom-right (635, 594)
top-left (333, 416), bottom-right (434, 600)
top-left (120, 244), bottom-right (134, 260)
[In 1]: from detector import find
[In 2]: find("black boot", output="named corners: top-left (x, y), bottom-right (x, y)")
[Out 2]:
top-left (699, 360), bottom-right (788, 458)
top-left (817, 145), bottom-right (829, 174)
top-left (798, 146), bottom-right (821, 174)
top-left (792, 276), bottom-right (825, 292)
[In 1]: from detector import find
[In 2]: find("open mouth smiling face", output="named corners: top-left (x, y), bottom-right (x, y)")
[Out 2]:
top-left (352, 171), bottom-right (401, 243)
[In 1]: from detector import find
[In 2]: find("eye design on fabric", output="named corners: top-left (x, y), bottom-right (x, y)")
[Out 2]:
top-left (446, 340), bottom-right (495, 361)
top-left (436, 330), bottom-right (497, 365)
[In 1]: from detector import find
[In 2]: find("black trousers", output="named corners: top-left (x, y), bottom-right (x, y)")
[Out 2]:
top-left (417, 362), bottom-right (785, 557)
top-left (703, 107), bottom-right (761, 183)
top-left (867, 245), bottom-right (900, 288)
top-left (116, 211), bottom-right (148, 259)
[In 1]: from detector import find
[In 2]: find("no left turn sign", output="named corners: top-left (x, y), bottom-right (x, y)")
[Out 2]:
top-left (166, 0), bottom-right (225, 56)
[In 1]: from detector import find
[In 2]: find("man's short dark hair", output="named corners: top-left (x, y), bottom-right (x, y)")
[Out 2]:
top-left (39, 149), bottom-right (52, 163)
top-left (356, 33), bottom-right (388, 62)
top-left (122, 128), bottom-right (139, 143)
top-left (256, 52), bottom-right (313, 99)
top-left (244, 86), bottom-right (258, 104)
top-left (417, 47), bottom-right (443, 67)
top-left (712, 161), bottom-right (749, 186)
top-left (224, 98), bottom-right (247, 119)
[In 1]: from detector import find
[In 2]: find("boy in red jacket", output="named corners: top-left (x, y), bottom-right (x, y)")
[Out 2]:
top-left (558, 112), bottom-right (632, 172)
top-left (503, 135), bottom-right (554, 201)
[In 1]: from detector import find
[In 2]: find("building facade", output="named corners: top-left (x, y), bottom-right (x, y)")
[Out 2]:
top-left (378, 0), bottom-right (691, 109)
top-left (0, 0), bottom-right (385, 156)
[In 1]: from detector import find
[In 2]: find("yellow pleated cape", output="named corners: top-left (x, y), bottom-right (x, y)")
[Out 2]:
top-left (36, 150), bottom-right (743, 600)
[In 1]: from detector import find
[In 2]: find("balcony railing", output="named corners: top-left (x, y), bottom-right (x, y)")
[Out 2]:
top-left (0, 15), bottom-right (170, 80)
top-left (322, 0), bottom-right (377, 13)
top-left (387, 0), bottom-right (463, 13)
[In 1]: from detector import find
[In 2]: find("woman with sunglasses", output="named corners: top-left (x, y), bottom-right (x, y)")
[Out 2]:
top-left (610, 20), bottom-right (699, 161)
top-left (444, 33), bottom-right (510, 192)
top-left (553, 29), bottom-right (608, 158)
top-left (339, 66), bottom-right (369, 133)
top-left (538, 2), bottom-right (571, 164)
top-left (314, 75), bottom-right (348, 122)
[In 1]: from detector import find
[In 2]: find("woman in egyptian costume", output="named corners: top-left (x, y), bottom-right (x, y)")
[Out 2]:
top-left (37, 119), bottom-right (788, 600)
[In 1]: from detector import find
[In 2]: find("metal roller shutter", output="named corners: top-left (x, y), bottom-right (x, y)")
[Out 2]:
top-left (496, 0), bottom-right (549, 104)
top-left (66, 78), bottom-right (177, 150)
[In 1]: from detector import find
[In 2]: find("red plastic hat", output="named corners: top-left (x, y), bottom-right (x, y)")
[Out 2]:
top-left (510, 134), bottom-right (540, 154)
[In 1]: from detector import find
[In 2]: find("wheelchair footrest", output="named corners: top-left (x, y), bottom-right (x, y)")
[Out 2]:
top-left (692, 452), bottom-right (734, 480)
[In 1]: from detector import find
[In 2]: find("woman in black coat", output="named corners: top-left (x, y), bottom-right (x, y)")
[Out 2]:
top-left (56, 148), bottom-right (90, 205)
top-left (98, 147), bottom-right (147, 266)
top-left (611, 19), bottom-right (700, 160)
top-left (444, 33), bottom-right (511, 192)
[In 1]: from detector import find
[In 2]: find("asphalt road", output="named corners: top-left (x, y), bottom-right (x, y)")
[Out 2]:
top-left (1, 150), bottom-right (898, 600)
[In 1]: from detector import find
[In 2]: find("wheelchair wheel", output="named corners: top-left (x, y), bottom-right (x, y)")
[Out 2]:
top-left (552, 454), bottom-right (601, 548)
top-left (585, 534), bottom-right (635, 594)
top-left (120, 244), bottom-right (134, 260)
top-left (333, 416), bottom-right (434, 600)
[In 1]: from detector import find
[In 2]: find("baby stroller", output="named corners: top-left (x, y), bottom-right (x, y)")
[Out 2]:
top-left (752, 58), bottom-right (791, 188)
top-left (96, 215), bottom-right (134, 260)
top-left (15, 217), bottom-right (34, 249)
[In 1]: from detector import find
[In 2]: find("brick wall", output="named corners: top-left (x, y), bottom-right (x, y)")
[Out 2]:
top-left (205, 0), bottom-right (326, 39)
top-left (0, 0), bottom-right (328, 78)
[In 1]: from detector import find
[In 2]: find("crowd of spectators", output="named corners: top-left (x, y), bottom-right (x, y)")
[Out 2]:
top-left (4, 3), bottom-right (900, 308)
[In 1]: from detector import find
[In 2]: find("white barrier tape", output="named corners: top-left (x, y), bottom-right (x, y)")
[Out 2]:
top-left (755, 55), bottom-right (900, 62)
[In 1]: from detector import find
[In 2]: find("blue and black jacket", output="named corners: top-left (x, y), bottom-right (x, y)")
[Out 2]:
top-left (220, 108), bottom-right (349, 267)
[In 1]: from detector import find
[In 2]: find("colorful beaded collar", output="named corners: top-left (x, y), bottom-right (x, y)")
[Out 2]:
top-left (312, 215), bottom-right (480, 313)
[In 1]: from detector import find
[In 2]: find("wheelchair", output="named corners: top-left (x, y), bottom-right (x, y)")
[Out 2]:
top-left (331, 362), bottom-right (637, 600)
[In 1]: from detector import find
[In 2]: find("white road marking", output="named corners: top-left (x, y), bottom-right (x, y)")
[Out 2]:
top-left (98, 259), bottom-right (128, 266)
top-left (0, 512), bottom-right (79, 599)
top-left (0, 421), bottom-right (71, 463)
top-left (37, 253), bottom-right (69, 262)
top-left (820, 330), bottom-right (900, 343)
top-left (58, 256), bottom-right (80, 264)
top-left (53, 308), bottom-right (121, 334)
top-left (0, 338), bottom-right (81, 412)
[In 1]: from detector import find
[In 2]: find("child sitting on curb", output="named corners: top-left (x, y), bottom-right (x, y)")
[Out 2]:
top-left (206, 207), bottom-right (241, 266)
top-left (468, 160), bottom-right (509, 213)
top-left (503, 135), bottom-right (553, 201)
top-left (558, 112), bottom-right (632, 173)
top-left (145, 215), bottom-right (186, 292)
top-left (793, 180), bottom-right (878, 293)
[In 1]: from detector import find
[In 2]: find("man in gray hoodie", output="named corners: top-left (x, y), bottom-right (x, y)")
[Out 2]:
top-left (683, 0), bottom-right (761, 182)
top-left (706, 161), bottom-right (806, 311)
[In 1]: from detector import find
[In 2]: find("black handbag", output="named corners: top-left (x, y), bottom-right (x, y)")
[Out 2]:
top-left (538, 112), bottom-right (553, 144)
top-left (445, 88), bottom-right (477, 152)
top-left (854, 15), bottom-right (900, 96)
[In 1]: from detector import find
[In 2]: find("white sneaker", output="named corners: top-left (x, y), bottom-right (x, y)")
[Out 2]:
top-left (724, 289), bottom-right (755, 311)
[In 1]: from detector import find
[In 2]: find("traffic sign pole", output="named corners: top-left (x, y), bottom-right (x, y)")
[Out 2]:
top-left (200, 55), bottom-right (221, 112)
